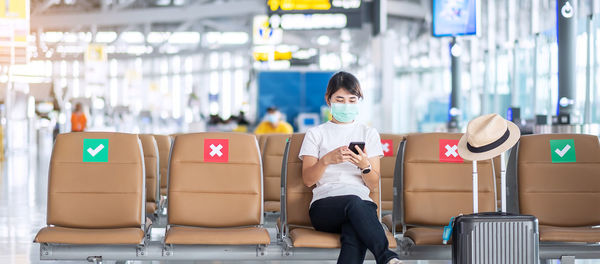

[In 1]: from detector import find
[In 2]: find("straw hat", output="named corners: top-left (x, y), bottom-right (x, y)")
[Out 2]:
top-left (457, 114), bottom-right (521, 161)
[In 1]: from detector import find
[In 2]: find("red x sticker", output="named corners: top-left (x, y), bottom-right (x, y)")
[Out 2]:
top-left (439, 139), bottom-right (463, 163)
top-left (381, 139), bottom-right (394, 157)
top-left (204, 139), bottom-right (229, 163)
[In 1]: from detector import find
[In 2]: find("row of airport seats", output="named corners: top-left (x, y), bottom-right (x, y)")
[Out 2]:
top-left (33, 131), bottom-right (600, 262)
top-left (378, 133), bottom-right (600, 260)
top-left (35, 132), bottom-right (269, 247)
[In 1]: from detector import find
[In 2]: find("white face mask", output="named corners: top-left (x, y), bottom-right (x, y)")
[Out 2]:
top-left (265, 113), bottom-right (280, 124)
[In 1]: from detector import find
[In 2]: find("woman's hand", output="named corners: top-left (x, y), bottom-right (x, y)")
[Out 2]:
top-left (302, 146), bottom-right (352, 187)
top-left (347, 145), bottom-right (371, 169)
top-left (321, 146), bottom-right (353, 165)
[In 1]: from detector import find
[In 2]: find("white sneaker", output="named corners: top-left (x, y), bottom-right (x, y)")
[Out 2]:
top-left (387, 258), bottom-right (402, 264)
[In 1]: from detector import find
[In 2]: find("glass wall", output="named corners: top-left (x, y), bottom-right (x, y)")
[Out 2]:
top-left (389, 4), bottom-right (600, 134)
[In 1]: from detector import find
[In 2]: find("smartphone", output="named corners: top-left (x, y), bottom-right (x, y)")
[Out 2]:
top-left (348, 142), bottom-right (365, 155)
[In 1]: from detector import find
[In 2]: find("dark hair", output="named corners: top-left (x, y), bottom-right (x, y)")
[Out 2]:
top-left (325, 71), bottom-right (363, 103)
top-left (266, 106), bottom-right (278, 112)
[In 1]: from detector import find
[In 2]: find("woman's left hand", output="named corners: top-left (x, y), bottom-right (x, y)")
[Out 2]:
top-left (347, 145), bottom-right (371, 170)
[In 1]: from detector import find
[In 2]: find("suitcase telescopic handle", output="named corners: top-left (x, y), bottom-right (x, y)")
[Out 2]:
top-left (473, 152), bottom-right (507, 214)
top-left (500, 152), bottom-right (507, 213)
top-left (472, 160), bottom-right (478, 213)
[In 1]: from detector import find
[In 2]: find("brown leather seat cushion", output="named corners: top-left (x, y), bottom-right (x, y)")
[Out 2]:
top-left (517, 134), bottom-right (600, 227)
top-left (139, 134), bottom-right (159, 204)
top-left (35, 227), bottom-right (144, 244)
top-left (168, 133), bottom-right (262, 228)
top-left (165, 226), bottom-right (270, 245)
top-left (46, 132), bottom-right (144, 229)
top-left (382, 214), bottom-right (402, 233)
top-left (262, 134), bottom-right (290, 203)
top-left (404, 227), bottom-right (446, 245)
top-left (290, 227), bottom-right (397, 248)
top-left (403, 133), bottom-right (496, 227)
top-left (153, 134), bottom-right (171, 191)
top-left (257, 134), bottom-right (268, 155)
top-left (539, 225), bottom-right (600, 243)
top-left (381, 201), bottom-right (393, 211)
top-left (379, 134), bottom-right (405, 213)
top-left (146, 202), bottom-right (157, 215)
top-left (265, 201), bottom-right (280, 212)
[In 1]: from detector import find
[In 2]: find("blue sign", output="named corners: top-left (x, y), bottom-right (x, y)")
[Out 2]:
top-left (432, 0), bottom-right (478, 37)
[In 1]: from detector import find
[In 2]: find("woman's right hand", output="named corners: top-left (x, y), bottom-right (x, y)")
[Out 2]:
top-left (321, 146), bottom-right (352, 165)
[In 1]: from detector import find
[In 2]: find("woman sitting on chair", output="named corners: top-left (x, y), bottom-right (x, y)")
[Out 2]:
top-left (299, 71), bottom-right (401, 264)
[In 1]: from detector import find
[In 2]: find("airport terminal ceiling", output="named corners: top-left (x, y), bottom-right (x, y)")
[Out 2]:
top-left (5, 0), bottom-right (600, 135)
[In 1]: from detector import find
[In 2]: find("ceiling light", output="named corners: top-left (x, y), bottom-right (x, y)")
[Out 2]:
top-left (168, 32), bottom-right (200, 44)
top-left (63, 33), bottom-right (78, 43)
top-left (95, 31), bottom-right (117, 43)
top-left (204, 32), bottom-right (248, 45)
top-left (43, 32), bottom-right (63, 43)
top-left (317, 35), bottom-right (330, 46)
top-left (147, 32), bottom-right (171, 44)
top-left (120, 31), bottom-right (145, 43)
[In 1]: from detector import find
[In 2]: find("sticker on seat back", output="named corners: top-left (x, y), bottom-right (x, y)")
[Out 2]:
top-left (381, 139), bottom-right (394, 157)
top-left (204, 139), bottom-right (229, 163)
top-left (439, 139), bottom-right (463, 163)
top-left (83, 139), bottom-right (109, 162)
top-left (550, 139), bottom-right (576, 163)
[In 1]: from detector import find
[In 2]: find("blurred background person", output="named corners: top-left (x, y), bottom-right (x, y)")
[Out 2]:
top-left (233, 111), bottom-right (250, 132)
top-left (254, 106), bottom-right (293, 134)
top-left (70, 103), bottom-right (87, 132)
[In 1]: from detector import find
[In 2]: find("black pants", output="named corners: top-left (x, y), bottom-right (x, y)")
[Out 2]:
top-left (309, 195), bottom-right (398, 264)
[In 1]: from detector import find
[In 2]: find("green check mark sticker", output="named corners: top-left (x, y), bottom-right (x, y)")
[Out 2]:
top-left (83, 139), bottom-right (109, 162)
top-left (550, 139), bottom-right (576, 163)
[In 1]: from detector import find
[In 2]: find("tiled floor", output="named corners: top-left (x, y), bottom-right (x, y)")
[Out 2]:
top-left (0, 130), bottom-right (597, 263)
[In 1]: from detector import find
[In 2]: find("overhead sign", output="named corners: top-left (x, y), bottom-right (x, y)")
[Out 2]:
top-left (268, 0), bottom-right (361, 12)
top-left (0, 0), bottom-right (29, 65)
top-left (267, 0), bottom-right (363, 29)
top-left (253, 50), bottom-right (292, 61)
top-left (85, 44), bottom-right (108, 87)
top-left (253, 15), bottom-right (283, 45)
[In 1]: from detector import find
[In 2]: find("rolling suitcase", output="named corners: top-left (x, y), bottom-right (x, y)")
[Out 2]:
top-left (451, 153), bottom-right (540, 264)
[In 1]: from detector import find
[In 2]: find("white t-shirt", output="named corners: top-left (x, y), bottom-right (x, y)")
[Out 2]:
top-left (298, 121), bottom-right (384, 206)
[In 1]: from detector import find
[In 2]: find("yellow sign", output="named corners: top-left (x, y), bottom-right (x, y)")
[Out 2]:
top-left (268, 0), bottom-right (331, 11)
top-left (85, 44), bottom-right (107, 62)
top-left (0, 0), bottom-right (26, 19)
top-left (253, 51), bottom-right (292, 61)
top-left (0, 0), bottom-right (28, 43)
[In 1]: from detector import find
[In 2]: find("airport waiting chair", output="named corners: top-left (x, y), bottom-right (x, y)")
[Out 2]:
top-left (492, 155), bottom-right (502, 210)
top-left (257, 134), bottom-right (268, 155)
top-left (507, 134), bottom-right (600, 246)
top-left (153, 134), bottom-right (171, 197)
top-left (35, 132), bottom-right (147, 245)
top-left (164, 133), bottom-right (270, 247)
top-left (280, 133), bottom-right (396, 256)
top-left (262, 134), bottom-right (291, 213)
top-left (379, 134), bottom-right (406, 212)
top-left (139, 134), bottom-right (160, 217)
top-left (385, 133), bottom-right (496, 247)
